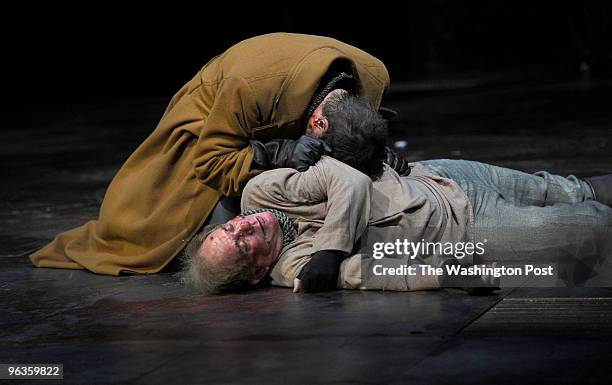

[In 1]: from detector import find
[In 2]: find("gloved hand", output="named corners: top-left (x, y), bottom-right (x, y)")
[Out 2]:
top-left (251, 135), bottom-right (331, 171)
top-left (295, 250), bottom-right (345, 292)
top-left (384, 146), bottom-right (411, 176)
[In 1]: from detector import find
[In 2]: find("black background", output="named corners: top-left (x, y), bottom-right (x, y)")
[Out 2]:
top-left (4, 1), bottom-right (611, 119)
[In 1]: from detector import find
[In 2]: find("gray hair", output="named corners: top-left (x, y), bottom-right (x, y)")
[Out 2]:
top-left (179, 223), bottom-right (259, 295)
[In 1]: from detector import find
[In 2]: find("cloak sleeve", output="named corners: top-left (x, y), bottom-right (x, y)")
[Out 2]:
top-left (241, 156), bottom-right (372, 254)
top-left (192, 76), bottom-right (260, 197)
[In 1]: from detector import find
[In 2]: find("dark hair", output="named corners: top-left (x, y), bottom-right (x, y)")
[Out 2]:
top-left (321, 93), bottom-right (388, 179)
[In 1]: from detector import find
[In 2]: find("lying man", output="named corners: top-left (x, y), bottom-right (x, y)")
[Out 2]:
top-left (182, 95), bottom-right (612, 294)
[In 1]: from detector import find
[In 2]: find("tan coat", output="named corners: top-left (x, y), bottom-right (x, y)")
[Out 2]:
top-left (241, 156), bottom-right (476, 291)
top-left (30, 33), bottom-right (390, 275)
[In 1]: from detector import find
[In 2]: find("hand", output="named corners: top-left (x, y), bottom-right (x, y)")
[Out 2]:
top-left (384, 146), bottom-right (411, 176)
top-left (288, 135), bottom-right (332, 171)
top-left (293, 278), bottom-right (302, 293)
top-left (294, 250), bottom-right (344, 292)
top-left (250, 135), bottom-right (331, 171)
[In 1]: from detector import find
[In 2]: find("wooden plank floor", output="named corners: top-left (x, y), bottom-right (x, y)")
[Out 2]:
top-left (1, 77), bottom-right (611, 384)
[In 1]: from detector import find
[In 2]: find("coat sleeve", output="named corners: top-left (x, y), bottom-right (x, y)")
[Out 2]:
top-left (242, 156), bottom-right (372, 254)
top-left (192, 76), bottom-right (260, 196)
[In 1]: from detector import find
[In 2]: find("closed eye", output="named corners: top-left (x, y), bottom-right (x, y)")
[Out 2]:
top-left (236, 238), bottom-right (250, 255)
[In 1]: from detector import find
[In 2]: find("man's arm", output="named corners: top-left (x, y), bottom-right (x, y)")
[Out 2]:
top-left (242, 156), bottom-right (373, 291)
top-left (250, 135), bottom-right (330, 172)
top-left (192, 77), bottom-right (259, 197)
top-left (192, 77), bottom-right (328, 197)
top-left (242, 156), bottom-right (372, 253)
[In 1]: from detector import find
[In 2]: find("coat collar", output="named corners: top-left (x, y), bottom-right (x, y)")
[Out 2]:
top-left (272, 47), bottom-right (386, 134)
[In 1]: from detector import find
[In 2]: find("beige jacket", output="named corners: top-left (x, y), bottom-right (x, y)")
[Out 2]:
top-left (241, 156), bottom-right (476, 291)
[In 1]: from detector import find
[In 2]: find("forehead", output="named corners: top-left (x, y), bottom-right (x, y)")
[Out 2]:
top-left (200, 227), bottom-right (241, 265)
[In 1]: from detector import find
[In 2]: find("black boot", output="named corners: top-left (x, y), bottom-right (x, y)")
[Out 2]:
top-left (585, 174), bottom-right (612, 207)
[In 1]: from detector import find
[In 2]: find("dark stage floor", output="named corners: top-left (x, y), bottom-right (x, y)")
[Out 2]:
top-left (2, 76), bottom-right (612, 384)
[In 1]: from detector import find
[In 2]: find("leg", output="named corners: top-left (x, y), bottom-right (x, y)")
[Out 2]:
top-left (420, 159), bottom-right (595, 207)
top-left (475, 195), bottom-right (612, 286)
top-left (585, 174), bottom-right (612, 207)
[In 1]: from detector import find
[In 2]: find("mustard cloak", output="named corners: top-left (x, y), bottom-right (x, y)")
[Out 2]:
top-left (30, 32), bottom-right (390, 275)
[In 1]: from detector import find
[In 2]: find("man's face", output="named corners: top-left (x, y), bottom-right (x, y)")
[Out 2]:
top-left (200, 212), bottom-right (283, 283)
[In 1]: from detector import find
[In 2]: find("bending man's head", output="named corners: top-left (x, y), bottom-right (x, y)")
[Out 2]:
top-left (181, 211), bottom-right (283, 294)
top-left (306, 89), bottom-right (388, 179)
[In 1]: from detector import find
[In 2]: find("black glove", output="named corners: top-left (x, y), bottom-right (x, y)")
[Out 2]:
top-left (384, 146), bottom-right (411, 176)
top-left (251, 135), bottom-right (330, 171)
top-left (297, 250), bottom-right (345, 292)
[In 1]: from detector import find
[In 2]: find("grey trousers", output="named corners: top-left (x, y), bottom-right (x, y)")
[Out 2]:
top-left (420, 159), bottom-right (612, 282)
